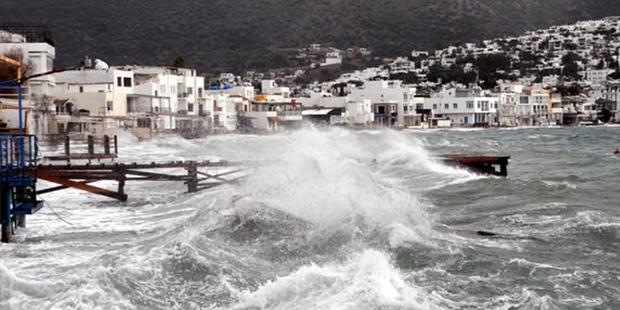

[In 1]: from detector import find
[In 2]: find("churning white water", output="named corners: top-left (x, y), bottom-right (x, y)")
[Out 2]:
top-left (1, 127), bottom-right (619, 309)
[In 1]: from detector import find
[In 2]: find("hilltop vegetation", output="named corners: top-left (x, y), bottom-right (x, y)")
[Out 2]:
top-left (2, 0), bottom-right (620, 73)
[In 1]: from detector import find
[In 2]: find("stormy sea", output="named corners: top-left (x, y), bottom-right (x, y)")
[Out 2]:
top-left (1, 126), bottom-right (619, 309)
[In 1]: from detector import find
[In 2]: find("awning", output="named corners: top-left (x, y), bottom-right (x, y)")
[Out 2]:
top-left (302, 108), bottom-right (335, 116)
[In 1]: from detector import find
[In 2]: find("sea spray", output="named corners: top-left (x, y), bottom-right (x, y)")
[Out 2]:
top-left (234, 249), bottom-right (439, 310)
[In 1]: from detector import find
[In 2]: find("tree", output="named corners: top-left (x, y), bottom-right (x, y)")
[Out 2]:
top-left (173, 56), bottom-right (185, 68)
top-left (561, 52), bottom-right (583, 80)
top-left (389, 72), bottom-right (420, 84)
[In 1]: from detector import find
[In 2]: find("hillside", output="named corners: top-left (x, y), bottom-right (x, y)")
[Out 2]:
top-left (2, 0), bottom-right (620, 73)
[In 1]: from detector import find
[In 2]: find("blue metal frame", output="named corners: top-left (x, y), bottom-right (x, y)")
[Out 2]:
top-left (1, 79), bottom-right (43, 242)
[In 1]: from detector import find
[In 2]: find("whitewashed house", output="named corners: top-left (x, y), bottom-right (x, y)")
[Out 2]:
top-left (424, 87), bottom-right (499, 127)
top-left (321, 51), bottom-right (342, 67)
top-left (349, 80), bottom-right (421, 127)
top-left (242, 80), bottom-right (302, 131)
top-left (52, 68), bottom-right (134, 135)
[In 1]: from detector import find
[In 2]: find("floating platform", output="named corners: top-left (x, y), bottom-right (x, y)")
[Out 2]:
top-left (440, 155), bottom-right (510, 176)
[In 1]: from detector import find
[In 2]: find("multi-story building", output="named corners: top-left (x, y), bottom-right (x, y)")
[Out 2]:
top-left (52, 68), bottom-right (135, 135)
top-left (348, 80), bottom-right (421, 128)
top-left (424, 87), bottom-right (499, 127)
top-left (53, 65), bottom-right (211, 137)
top-left (0, 26), bottom-right (56, 135)
top-left (242, 80), bottom-right (302, 131)
top-left (580, 69), bottom-right (614, 85)
top-left (516, 86), bottom-right (551, 126)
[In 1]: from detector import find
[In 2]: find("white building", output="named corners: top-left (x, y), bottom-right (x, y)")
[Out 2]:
top-left (321, 51), bottom-right (342, 67)
top-left (389, 57), bottom-right (415, 74)
top-left (261, 80), bottom-right (290, 98)
top-left (424, 87), bottom-right (499, 126)
top-left (580, 69), bottom-right (614, 84)
top-left (54, 68), bottom-right (135, 118)
top-left (0, 28), bottom-right (56, 135)
top-left (209, 93), bottom-right (237, 131)
top-left (515, 86), bottom-right (551, 126)
top-left (345, 99), bottom-right (374, 125)
top-left (349, 80), bottom-right (421, 127)
top-left (241, 80), bottom-right (302, 131)
top-left (53, 65), bottom-right (210, 136)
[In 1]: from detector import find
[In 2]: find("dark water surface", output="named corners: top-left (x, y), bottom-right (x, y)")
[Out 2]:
top-left (0, 127), bottom-right (618, 309)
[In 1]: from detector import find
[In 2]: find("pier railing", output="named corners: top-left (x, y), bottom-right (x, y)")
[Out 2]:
top-left (0, 135), bottom-right (38, 171)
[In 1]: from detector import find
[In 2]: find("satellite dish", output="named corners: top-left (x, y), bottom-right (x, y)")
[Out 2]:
top-left (94, 59), bottom-right (109, 70)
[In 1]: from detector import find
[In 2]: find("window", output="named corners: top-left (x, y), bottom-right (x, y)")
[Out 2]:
top-left (433, 104), bottom-right (437, 109)
top-left (106, 101), bottom-right (113, 111)
top-left (453, 103), bottom-right (458, 109)
top-left (123, 77), bottom-right (132, 87)
top-left (198, 88), bottom-right (203, 97)
top-left (403, 93), bottom-right (408, 101)
top-left (444, 103), bottom-right (449, 109)
top-left (117, 77), bottom-right (122, 87)
top-left (480, 101), bottom-right (489, 111)
top-left (404, 105), bottom-right (408, 112)
top-left (79, 86), bottom-right (83, 93)
top-left (466, 101), bottom-right (474, 109)
top-left (187, 87), bottom-right (193, 95)
top-left (188, 103), bottom-right (194, 112)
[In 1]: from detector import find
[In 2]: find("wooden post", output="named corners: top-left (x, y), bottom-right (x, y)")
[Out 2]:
top-left (64, 135), bottom-right (71, 164)
top-left (87, 135), bottom-right (94, 155)
top-left (117, 166), bottom-right (127, 202)
top-left (104, 135), bottom-right (111, 155)
top-left (114, 135), bottom-right (118, 155)
top-left (1, 187), bottom-right (11, 243)
top-left (16, 215), bottom-right (25, 228)
top-left (186, 162), bottom-right (198, 193)
top-left (87, 135), bottom-right (94, 164)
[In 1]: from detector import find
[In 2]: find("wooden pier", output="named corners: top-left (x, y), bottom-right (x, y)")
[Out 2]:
top-left (34, 160), bottom-right (243, 201)
top-left (1, 132), bottom-right (509, 243)
top-left (43, 134), bottom-right (118, 163)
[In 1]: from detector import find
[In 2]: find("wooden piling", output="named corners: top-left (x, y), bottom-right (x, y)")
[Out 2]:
top-left (1, 188), bottom-right (11, 243)
top-left (116, 166), bottom-right (127, 202)
top-left (104, 135), bottom-right (111, 155)
top-left (186, 162), bottom-right (198, 192)
top-left (87, 135), bottom-right (94, 164)
top-left (64, 135), bottom-right (71, 164)
top-left (16, 215), bottom-right (25, 228)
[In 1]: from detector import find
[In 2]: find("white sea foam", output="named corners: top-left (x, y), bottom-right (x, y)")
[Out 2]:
top-left (236, 129), bottom-right (440, 235)
top-left (233, 249), bottom-right (439, 310)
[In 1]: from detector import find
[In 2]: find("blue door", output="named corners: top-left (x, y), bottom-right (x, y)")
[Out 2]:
top-left (464, 116), bottom-right (468, 124)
